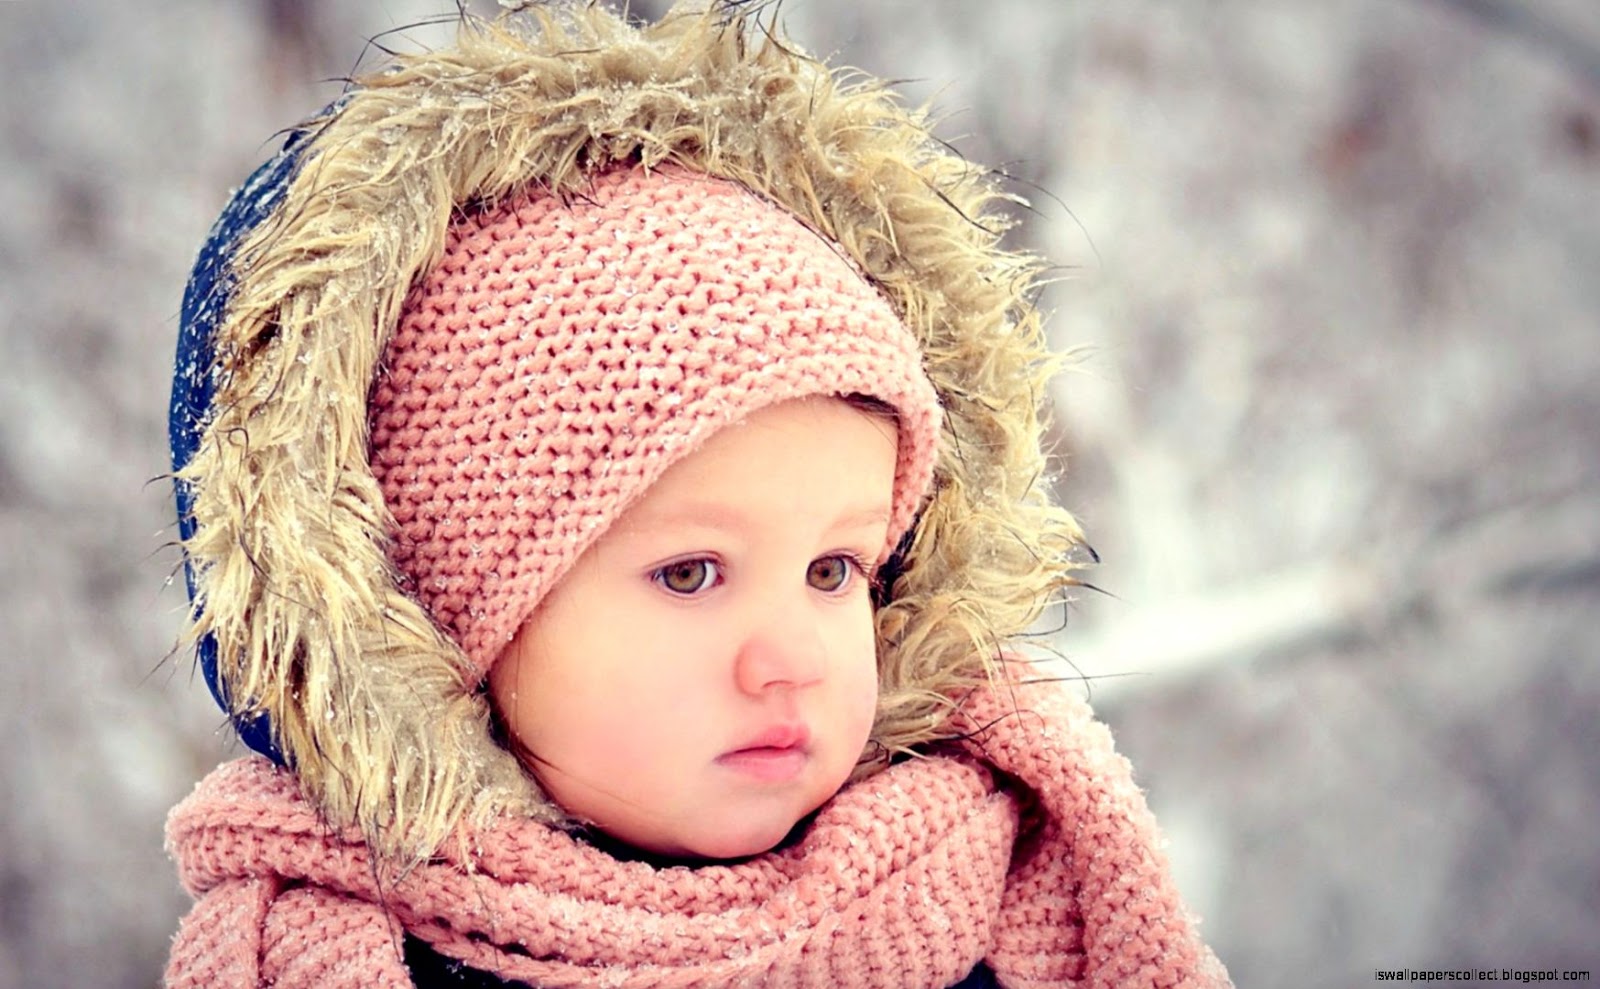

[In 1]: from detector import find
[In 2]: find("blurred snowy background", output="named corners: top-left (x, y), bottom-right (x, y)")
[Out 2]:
top-left (2, 1), bottom-right (1595, 986)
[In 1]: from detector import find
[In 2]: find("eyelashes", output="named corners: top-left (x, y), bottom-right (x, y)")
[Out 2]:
top-left (650, 553), bottom-right (873, 598)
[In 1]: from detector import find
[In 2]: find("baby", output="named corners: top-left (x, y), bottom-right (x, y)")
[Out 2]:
top-left (163, 5), bottom-right (1230, 988)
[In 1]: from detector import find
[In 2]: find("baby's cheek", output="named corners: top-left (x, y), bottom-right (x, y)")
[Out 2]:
top-left (535, 712), bottom-right (671, 825)
top-left (589, 714), bottom-right (665, 769)
top-left (525, 678), bottom-right (655, 765)
top-left (843, 646), bottom-right (882, 743)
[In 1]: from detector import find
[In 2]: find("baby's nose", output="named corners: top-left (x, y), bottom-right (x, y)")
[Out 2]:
top-left (732, 609), bottom-right (827, 695)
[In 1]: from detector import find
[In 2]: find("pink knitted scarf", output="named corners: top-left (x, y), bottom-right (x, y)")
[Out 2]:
top-left (165, 680), bottom-right (1230, 989)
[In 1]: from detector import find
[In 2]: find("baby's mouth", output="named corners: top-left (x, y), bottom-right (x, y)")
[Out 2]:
top-left (716, 724), bottom-right (811, 782)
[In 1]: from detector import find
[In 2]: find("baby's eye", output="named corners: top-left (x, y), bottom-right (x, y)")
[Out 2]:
top-left (654, 558), bottom-right (721, 595)
top-left (807, 555), bottom-right (861, 593)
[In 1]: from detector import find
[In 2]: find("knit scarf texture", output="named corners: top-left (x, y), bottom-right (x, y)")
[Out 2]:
top-left (165, 680), bottom-right (1231, 989)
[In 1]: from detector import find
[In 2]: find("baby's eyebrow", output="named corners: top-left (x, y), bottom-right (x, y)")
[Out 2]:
top-left (626, 502), bottom-right (892, 535)
top-left (627, 502), bottom-right (755, 534)
top-left (831, 505), bottom-right (893, 532)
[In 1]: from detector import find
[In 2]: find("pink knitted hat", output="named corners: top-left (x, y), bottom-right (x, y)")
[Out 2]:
top-left (369, 165), bottom-right (942, 678)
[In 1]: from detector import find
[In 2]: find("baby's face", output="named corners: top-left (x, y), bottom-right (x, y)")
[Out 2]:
top-left (488, 396), bottom-right (899, 860)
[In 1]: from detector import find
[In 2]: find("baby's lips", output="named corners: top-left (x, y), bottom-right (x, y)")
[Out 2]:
top-left (721, 722), bottom-right (810, 757)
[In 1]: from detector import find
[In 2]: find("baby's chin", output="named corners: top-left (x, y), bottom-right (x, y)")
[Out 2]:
top-left (684, 821), bottom-right (803, 862)
top-left (595, 810), bottom-right (811, 864)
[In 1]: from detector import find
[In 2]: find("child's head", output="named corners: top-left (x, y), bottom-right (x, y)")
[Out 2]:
top-left (171, 3), bottom-right (1085, 867)
top-left (366, 164), bottom-right (941, 857)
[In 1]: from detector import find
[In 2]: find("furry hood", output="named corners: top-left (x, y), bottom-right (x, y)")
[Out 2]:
top-left (171, 1), bottom-right (1084, 865)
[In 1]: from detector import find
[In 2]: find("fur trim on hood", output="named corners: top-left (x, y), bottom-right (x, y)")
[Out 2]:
top-left (172, 1), bottom-right (1086, 866)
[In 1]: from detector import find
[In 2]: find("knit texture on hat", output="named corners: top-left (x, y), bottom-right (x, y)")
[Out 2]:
top-left (370, 165), bottom-right (940, 679)
top-left (166, 676), bottom-right (1231, 989)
